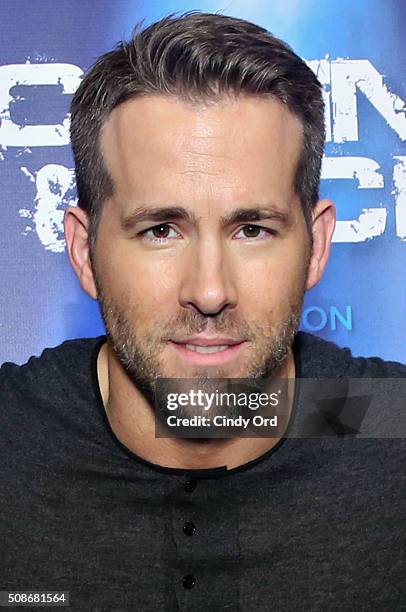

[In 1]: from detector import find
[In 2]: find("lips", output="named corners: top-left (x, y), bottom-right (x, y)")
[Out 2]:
top-left (169, 336), bottom-right (246, 365)
top-left (170, 336), bottom-right (243, 346)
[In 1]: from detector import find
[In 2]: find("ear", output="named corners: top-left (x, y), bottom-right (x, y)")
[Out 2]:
top-left (306, 199), bottom-right (336, 291)
top-left (64, 206), bottom-right (98, 300)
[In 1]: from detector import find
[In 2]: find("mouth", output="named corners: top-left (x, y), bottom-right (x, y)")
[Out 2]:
top-left (169, 338), bottom-right (247, 366)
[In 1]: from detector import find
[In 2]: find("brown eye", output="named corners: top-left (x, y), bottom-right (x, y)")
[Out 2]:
top-left (139, 223), bottom-right (181, 242)
top-left (152, 224), bottom-right (171, 238)
top-left (242, 225), bottom-right (261, 238)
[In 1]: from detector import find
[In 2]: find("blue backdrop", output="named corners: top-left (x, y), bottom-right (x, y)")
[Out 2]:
top-left (1, 0), bottom-right (405, 365)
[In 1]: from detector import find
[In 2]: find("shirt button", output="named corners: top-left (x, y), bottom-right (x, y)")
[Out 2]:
top-left (182, 574), bottom-right (195, 589)
top-left (183, 521), bottom-right (197, 536)
top-left (184, 478), bottom-right (196, 493)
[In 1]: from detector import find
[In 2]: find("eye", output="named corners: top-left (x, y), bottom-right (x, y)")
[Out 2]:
top-left (138, 223), bottom-right (181, 242)
top-left (233, 224), bottom-right (277, 240)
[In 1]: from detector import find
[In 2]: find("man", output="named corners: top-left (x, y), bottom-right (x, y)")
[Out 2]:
top-left (1, 11), bottom-right (405, 611)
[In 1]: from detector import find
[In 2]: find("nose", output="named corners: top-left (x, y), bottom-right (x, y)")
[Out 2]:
top-left (178, 237), bottom-right (238, 315)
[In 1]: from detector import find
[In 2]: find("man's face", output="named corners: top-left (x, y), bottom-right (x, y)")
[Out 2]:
top-left (91, 94), bottom-right (311, 393)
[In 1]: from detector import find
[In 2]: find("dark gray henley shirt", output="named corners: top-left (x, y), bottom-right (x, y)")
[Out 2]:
top-left (1, 331), bottom-right (405, 611)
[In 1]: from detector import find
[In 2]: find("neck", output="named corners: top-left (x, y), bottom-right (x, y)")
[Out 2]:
top-left (97, 341), bottom-right (296, 470)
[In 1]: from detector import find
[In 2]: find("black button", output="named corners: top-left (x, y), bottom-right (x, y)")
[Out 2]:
top-left (183, 521), bottom-right (197, 536)
top-left (184, 478), bottom-right (196, 493)
top-left (182, 574), bottom-right (195, 589)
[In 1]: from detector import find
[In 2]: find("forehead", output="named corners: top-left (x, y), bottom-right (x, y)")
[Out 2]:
top-left (99, 94), bottom-right (303, 212)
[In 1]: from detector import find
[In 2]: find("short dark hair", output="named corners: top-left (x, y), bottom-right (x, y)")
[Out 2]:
top-left (70, 11), bottom-right (325, 250)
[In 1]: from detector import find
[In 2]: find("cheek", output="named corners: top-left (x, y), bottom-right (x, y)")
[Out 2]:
top-left (96, 244), bottom-right (178, 309)
top-left (236, 248), bottom-right (307, 300)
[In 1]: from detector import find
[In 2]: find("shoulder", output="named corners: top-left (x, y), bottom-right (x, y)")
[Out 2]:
top-left (0, 336), bottom-right (106, 402)
top-left (294, 331), bottom-right (406, 378)
top-left (0, 336), bottom-right (107, 483)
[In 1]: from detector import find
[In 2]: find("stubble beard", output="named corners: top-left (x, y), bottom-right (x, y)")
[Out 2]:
top-left (92, 261), bottom-right (309, 417)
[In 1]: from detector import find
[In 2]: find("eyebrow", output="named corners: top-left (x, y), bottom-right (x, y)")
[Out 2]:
top-left (120, 205), bottom-right (294, 231)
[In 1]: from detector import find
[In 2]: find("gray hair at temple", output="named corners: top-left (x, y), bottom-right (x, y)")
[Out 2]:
top-left (70, 11), bottom-right (325, 251)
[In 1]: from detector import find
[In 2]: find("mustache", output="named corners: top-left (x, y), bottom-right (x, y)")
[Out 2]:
top-left (159, 310), bottom-right (258, 342)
